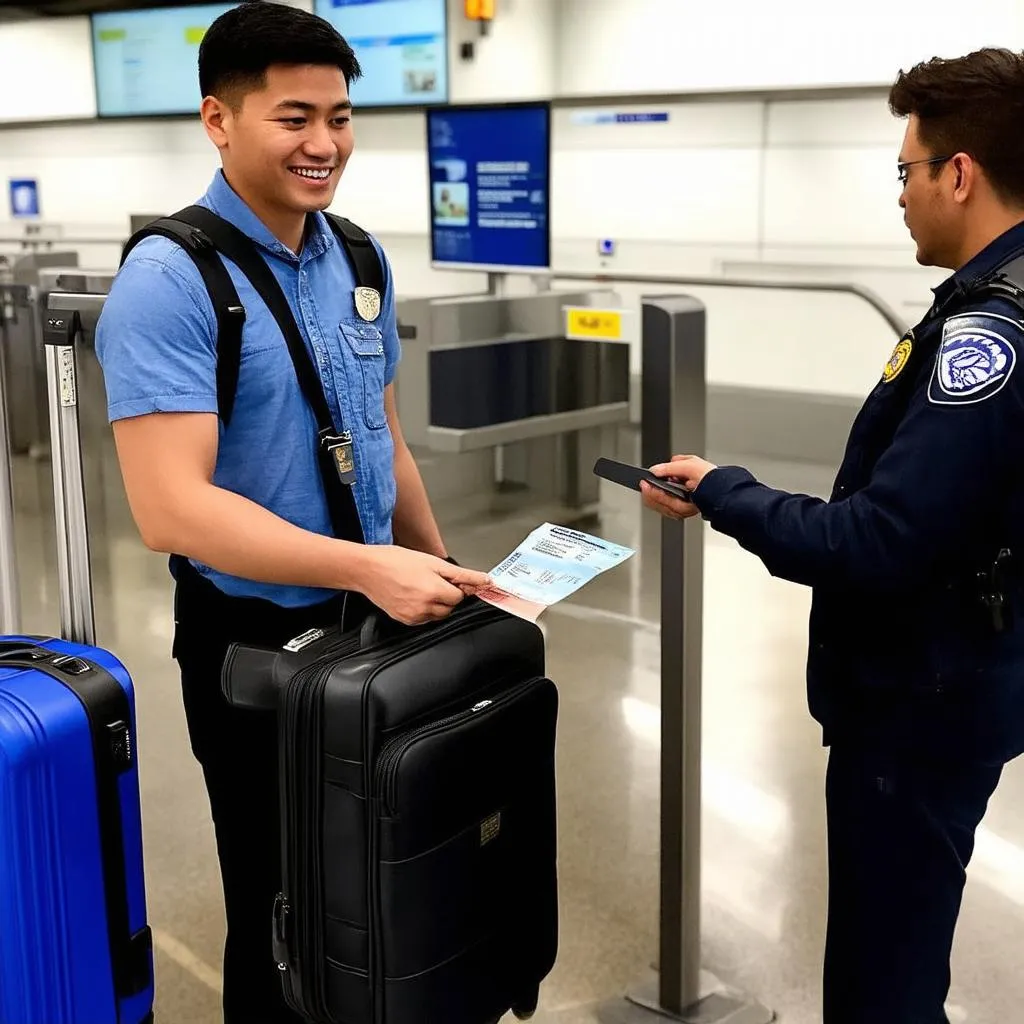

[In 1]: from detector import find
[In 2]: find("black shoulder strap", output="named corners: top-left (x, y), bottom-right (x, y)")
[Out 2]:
top-left (122, 205), bottom-right (364, 546)
top-left (324, 213), bottom-right (385, 297)
top-left (966, 252), bottom-right (1024, 315)
top-left (121, 216), bottom-right (246, 427)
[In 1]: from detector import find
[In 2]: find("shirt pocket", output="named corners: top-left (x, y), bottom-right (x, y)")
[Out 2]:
top-left (339, 320), bottom-right (387, 430)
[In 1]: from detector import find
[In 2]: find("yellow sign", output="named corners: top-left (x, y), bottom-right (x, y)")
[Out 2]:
top-left (565, 308), bottom-right (625, 341)
top-left (882, 336), bottom-right (913, 383)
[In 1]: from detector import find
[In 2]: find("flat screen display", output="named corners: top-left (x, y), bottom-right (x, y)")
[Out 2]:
top-left (427, 103), bottom-right (551, 272)
top-left (92, 4), bottom-right (234, 117)
top-left (314, 0), bottom-right (448, 107)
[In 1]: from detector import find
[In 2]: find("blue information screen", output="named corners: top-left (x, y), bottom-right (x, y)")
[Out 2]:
top-left (314, 0), bottom-right (448, 106)
top-left (92, 4), bottom-right (235, 117)
top-left (427, 104), bottom-right (551, 271)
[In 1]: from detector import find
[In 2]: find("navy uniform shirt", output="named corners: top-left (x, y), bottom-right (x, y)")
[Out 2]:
top-left (692, 219), bottom-right (1024, 761)
top-left (95, 170), bottom-right (401, 607)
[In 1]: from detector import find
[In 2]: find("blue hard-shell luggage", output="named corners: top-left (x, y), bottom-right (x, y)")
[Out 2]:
top-left (0, 306), bottom-right (154, 1023)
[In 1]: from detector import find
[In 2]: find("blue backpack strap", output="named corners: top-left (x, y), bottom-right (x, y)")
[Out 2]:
top-left (120, 210), bottom-right (247, 427)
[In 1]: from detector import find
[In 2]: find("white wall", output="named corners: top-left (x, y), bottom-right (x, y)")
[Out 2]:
top-left (446, 0), bottom-right (556, 102)
top-left (555, 0), bottom-right (1024, 96)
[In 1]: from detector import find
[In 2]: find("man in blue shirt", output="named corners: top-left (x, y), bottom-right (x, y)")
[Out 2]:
top-left (95, 4), bottom-right (489, 1021)
top-left (643, 49), bottom-right (1024, 1023)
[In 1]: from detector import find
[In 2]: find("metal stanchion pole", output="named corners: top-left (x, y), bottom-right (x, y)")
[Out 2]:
top-left (0, 284), bottom-right (21, 635)
top-left (618, 296), bottom-right (773, 1024)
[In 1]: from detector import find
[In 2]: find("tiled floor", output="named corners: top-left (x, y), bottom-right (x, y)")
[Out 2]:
top-left (8, 397), bottom-right (1024, 1024)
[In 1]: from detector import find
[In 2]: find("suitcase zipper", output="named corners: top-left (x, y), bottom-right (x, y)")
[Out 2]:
top-left (373, 678), bottom-right (543, 826)
top-left (278, 657), bottom-right (337, 1023)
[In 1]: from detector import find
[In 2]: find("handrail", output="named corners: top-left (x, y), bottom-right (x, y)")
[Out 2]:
top-left (547, 268), bottom-right (910, 338)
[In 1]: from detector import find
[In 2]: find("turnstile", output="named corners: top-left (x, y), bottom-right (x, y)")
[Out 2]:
top-left (0, 251), bottom-right (81, 455)
top-left (395, 289), bottom-right (631, 510)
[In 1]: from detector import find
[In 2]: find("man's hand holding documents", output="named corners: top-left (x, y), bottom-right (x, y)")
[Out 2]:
top-left (477, 523), bottom-right (635, 621)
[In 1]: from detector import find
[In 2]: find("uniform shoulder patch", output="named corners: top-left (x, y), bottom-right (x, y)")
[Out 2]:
top-left (928, 312), bottom-right (1022, 406)
top-left (882, 334), bottom-right (913, 383)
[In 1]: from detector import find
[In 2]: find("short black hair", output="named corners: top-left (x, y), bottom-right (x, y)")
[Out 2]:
top-left (889, 48), bottom-right (1024, 207)
top-left (199, 1), bottom-right (362, 106)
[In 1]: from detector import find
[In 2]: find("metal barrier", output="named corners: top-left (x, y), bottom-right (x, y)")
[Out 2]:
top-left (549, 269), bottom-right (909, 338)
top-left (621, 296), bottom-right (773, 1024)
top-left (0, 253), bottom-right (81, 457)
top-left (394, 289), bottom-right (632, 510)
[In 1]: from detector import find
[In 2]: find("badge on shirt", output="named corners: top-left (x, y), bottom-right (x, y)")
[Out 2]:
top-left (354, 286), bottom-right (381, 322)
top-left (882, 334), bottom-right (913, 383)
top-left (928, 313), bottom-right (1018, 406)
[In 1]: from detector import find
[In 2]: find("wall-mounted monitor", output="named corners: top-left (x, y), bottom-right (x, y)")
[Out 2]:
top-left (426, 102), bottom-right (551, 273)
top-left (313, 0), bottom-right (448, 107)
top-left (92, 3), bottom-right (234, 118)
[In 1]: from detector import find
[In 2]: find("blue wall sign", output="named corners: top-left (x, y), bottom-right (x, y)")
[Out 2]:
top-left (9, 179), bottom-right (40, 218)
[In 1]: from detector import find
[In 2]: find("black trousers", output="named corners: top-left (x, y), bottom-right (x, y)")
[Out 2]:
top-left (823, 743), bottom-right (1003, 1023)
top-left (171, 559), bottom-right (345, 1024)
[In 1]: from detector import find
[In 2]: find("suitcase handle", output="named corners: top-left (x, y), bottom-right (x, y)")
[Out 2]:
top-left (0, 641), bottom-right (42, 658)
top-left (220, 642), bottom-right (289, 712)
top-left (221, 600), bottom-right (480, 711)
top-left (43, 308), bottom-right (96, 646)
top-left (221, 615), bottom-right (407, 710)
top-left (356, 597), bottom-right (484, 649)
top-left (358, 613), bottom-right (396, 650)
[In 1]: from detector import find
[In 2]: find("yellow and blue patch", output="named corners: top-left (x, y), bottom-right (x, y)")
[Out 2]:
top-left (882, 335), bottom-right (913, 383)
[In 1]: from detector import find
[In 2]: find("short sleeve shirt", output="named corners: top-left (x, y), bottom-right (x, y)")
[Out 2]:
top-left (95, 170), bottom-right (401, 607)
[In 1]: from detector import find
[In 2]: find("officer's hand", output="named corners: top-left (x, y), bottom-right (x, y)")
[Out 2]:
top-left (357, 546), bottom-right (493, 626)
top-left (641, 455), bottom-right (717, 520)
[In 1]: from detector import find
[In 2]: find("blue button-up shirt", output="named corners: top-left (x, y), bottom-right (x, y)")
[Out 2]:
top-left (95, 170), bottom-right (400, 607)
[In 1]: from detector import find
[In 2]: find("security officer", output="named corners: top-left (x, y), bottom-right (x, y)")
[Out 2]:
top-left (642, 48), bottom-right (1024, 1024)
top-left (94, 4), bottom-right (490, 1022)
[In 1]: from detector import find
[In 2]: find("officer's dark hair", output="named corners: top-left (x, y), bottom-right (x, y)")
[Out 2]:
top-left (889, 48), bottom-right (1024, 207)
top-left (199, 1), bottom-right (362, 109)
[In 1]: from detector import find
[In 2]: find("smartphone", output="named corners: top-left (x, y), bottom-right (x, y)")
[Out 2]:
top-left (593, 457), bottom-right (693, 502)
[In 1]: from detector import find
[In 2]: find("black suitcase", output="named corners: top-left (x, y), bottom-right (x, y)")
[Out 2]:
top-left (222, 598), bottom-right (559, 1024)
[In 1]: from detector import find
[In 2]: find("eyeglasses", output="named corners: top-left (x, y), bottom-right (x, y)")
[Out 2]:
top-left (897, 155), bottom-right (953, 186)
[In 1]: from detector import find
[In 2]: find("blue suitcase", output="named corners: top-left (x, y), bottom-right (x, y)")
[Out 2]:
top-left (0, 307), bottom-right (155, 1023)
